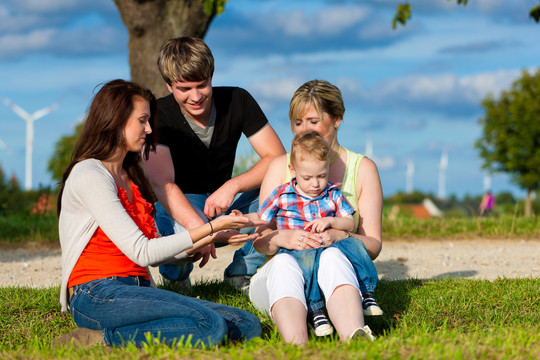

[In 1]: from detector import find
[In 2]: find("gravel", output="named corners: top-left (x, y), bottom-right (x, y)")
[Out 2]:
top-left (1, 239), bottom-right (538, 288)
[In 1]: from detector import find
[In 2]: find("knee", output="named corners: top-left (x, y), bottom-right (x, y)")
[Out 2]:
top-left (319, 247), bottom-right (344, 269)
top-left (236, 311), bottom-right (262, 340)
top-left (200, 314), bottom-right (228, 347)
top-left (271, 253), bottom-right (301, 272)
top-left (268, 254), bottom-right (303, 285)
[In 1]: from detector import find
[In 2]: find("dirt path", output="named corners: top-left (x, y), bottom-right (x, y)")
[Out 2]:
top-left (0, 239), bottom-right (538, 288)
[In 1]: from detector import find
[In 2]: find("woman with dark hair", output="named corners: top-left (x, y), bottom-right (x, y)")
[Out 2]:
top-left (56, 79), bottom-right (263, 348)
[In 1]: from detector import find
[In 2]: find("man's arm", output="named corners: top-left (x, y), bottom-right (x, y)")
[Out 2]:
top-left (143, 145), bottom-right (218, 265)
top-left (144, 145), bottom-right (206, 230)
top-left (203, 124), bottom-right (285, 218)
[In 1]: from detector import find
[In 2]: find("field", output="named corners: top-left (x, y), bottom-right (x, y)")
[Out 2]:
top-left (0, 213), bottom-right (538, 359)
top-left (1, 278), bottom-right (539, 359)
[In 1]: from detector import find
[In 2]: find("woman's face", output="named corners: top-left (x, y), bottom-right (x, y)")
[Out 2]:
top-left (292, 105), bottom-right (341, 144)
top-left (123, 96), bottom-right (152, 152)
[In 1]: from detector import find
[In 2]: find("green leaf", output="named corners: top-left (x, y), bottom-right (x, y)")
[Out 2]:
top-left (393, 3), bottom-right (411, 29)
top-left (530, 5), bottom-right (540, 23)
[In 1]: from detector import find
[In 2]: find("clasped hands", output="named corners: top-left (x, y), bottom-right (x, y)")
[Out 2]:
top-left (190, 210), bottom-right (267, 267)
top-left (290, 218), bottom-right (337, 251)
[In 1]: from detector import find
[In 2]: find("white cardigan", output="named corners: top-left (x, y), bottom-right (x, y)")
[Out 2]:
top-left (59, 159), bottom-right (193, 312)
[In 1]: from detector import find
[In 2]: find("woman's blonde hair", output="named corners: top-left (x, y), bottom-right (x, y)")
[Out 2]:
top-left (290, 131), bottom-right (329, 167)
top-left (289, 80), bottom-right (345, 132)
top-left (157, 36), bottom-right (214, 85)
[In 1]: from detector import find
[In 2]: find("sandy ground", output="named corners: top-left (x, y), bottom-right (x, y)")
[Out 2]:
top-left (1, 238), bottom-right (539, 288)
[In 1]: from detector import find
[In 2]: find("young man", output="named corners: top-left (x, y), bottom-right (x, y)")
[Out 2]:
top-left (143, 36), bottom-right (285, 288)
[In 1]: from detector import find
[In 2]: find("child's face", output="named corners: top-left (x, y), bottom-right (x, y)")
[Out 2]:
top-left (289, 157), bottom-right (329, 199)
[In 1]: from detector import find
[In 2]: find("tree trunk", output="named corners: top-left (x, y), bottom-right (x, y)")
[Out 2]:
top-left (113, 0), bottom-right (216, 98)
top-left (524, 189), bottom-right (532, 217)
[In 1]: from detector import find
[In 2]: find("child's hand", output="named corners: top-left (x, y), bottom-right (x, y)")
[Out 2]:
top-left (305, 218), bottom-right (331, 234)
top-left (214, 211), bottom-right (267, 231)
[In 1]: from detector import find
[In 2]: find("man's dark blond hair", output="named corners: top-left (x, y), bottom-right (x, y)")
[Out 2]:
top-left (157, 36), bottom-right (214, 85)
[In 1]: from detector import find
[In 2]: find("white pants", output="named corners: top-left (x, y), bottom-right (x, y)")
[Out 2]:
top-left (249, 247), bottom-right (361, 317)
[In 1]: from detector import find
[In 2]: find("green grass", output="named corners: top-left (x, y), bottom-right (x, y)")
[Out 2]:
top-left (383, 214), bottom-right (540, 240)
top-left (0, 213), bottom-right (58, 244)
top-left (1, 278), bottom-right (539, 359)
top-left (2, 213), bottom-right (538, 245)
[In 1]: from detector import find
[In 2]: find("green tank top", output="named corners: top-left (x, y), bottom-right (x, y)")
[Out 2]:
top-left (286, 148), bottom-right (363, 229)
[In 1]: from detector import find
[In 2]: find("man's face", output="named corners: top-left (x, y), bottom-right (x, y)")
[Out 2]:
top-left (167, 77), bottom-right (213, 123)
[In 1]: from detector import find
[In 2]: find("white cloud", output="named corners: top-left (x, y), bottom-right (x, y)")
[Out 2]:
top-left (12, 0), bottom-right (113, 12)
top-left (318, 6), bottom-right (371, 34)
top-left (372, 155), bottom-right (395, 170)
top-left (17, 0), bottom-right (78, 12)
top-left (476, 0), bottom-right (506, 12)
top-left (370, 69), bottom-right (524, 107)
top-left (0, 29), bottom-right (54, 54)
top-left (266, 6), bottom-right (370, 37)
top-left (249, 77), bottom-right (303, 101)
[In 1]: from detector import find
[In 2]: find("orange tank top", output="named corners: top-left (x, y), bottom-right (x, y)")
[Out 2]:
top-left (68, 182), bottom-right (156, 287)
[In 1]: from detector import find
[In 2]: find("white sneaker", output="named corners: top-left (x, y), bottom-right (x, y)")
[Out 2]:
top-left (362, 292), bottom-right (383, 316)
top-left (308, 309), bottom-right (334, 337)
top-left (349, 325), bottom-right (375, 342)
top-left (224, 274), bottom-right (251, 294)
top-left (162, 277), bottom-right (191, 293)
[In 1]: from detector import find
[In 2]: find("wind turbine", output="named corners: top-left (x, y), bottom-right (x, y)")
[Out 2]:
top-left (0, 139), bottom-right (10, 153)
top-left (406, 158), bottom-right (415, 194)
top-left (483, 172), bottom-right (491, 193)
top-left (438, 149), bottom-right (448, 200)
top-left (1, 97), bottom-right (59, 190)
top-left (365, 134), bottom-right (373, 158)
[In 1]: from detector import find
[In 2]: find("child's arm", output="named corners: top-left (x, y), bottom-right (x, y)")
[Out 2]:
top-left (305, 214), bottom-right (355, 233)
top-left (231, 209), bottom-right (261, 222)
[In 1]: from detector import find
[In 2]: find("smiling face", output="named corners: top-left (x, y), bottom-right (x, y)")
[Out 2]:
top-left (123, 96), bottom-right (152, 153)
top-left (293, 105), bottom-right (341, 145)
top-left (289, 154), bottom-right (329, 199)
top-left (167, 77), bottom-right (213, 123)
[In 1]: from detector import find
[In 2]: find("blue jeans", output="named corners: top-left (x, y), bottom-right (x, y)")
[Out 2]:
top-left (155, 189), bottom-right (266, 282)
top-left (278, 237), bottom-right (379, 313)
top-left (69, 276), bottom-right (261, 347)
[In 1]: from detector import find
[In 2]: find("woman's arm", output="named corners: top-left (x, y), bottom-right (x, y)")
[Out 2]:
top-left (350, 157), bottom-right (383, 259)
top-left (70, 162), bottom-right (263, 267)
top-left (318, 157), bottom-right (383, 259)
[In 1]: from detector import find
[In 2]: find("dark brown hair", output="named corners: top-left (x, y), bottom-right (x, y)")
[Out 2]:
top-left (57, 79), bottom-right (158, 215)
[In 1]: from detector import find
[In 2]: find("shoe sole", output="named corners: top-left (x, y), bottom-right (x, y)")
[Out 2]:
top-left (363, 306), bottom-right (383, 316)
top-left (311, 325), bottom-right (334, 337)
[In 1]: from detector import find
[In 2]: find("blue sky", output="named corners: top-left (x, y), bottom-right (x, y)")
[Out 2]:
top-left (0, 0), bottom-right (538, 199)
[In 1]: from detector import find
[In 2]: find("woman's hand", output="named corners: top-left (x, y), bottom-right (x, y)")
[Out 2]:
top-left (213, 229), bottom-right (259, 246)
top-left (212, 210), bottom-right (267, 232)
top-left (316, 228), bottom-right (348, 248)
top-left (282, 229), bottom-right (324, 251)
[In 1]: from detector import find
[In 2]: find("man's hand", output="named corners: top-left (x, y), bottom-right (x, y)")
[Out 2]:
top-left (204, 181), bottom-right (238, 218)
top-left (189, 243), bottom-right (217, 268)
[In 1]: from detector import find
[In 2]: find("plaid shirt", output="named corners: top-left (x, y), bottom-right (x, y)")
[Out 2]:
top-left (258, 179), bottom-right (355, 230)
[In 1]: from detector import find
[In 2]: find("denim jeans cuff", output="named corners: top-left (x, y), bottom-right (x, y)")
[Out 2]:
top-left (307, 300), bottom-right (325, 314)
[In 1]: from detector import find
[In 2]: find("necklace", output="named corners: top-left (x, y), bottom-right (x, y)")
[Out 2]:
top-left (329, 145), bottom-right (341, 165)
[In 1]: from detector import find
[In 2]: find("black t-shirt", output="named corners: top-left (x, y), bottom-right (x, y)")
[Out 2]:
top-left (156, 87), bottom-right (268, 194)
